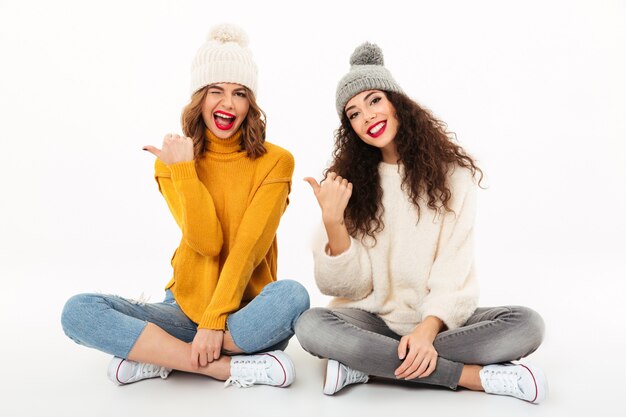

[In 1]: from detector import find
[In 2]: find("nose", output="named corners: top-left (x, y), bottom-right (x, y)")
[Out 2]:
top-left (365, 111), bottom-right (376, 122)
top-left (221, 93), bottom-right (234, 109)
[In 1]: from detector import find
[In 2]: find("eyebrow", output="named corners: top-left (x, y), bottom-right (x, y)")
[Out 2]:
top-left (208, 85), bottom-right (246, 93)
top-left (344, 91), bottom-right (378, 113)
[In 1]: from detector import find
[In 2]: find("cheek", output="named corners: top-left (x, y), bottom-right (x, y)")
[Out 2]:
top-left (236, 105), bottom-right (250, 127)
top-left (241, 103), bottom-right (250, 118)
top-left (201, 109), bottom-right (214, 127)
top-left (388, 116), bottom-right (400, 135)
top-left (237, 101), bottom-right (250, 118)
top-left (200, 111), bottom-right (210, 126)
top-left (201, 100), bottom-right (214, 124)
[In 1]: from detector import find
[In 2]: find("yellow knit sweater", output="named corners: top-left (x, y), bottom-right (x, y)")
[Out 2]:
top-left (154, 129), bottom-right (294, 330)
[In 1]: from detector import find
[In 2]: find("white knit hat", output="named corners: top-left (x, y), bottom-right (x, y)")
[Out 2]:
top-left (190, 24), bottom-right (258, 96)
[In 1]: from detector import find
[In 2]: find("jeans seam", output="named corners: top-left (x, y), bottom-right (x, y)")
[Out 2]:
top-left (329, 311), bottom-right (400, 344)
top-left (334, 309), bottom-right (396, 332)
top-left (436, 321), bottom-right (497, 343)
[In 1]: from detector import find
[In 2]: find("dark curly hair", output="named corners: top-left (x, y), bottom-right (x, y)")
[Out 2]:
top-left (327, 91), bottom-right (484, 240)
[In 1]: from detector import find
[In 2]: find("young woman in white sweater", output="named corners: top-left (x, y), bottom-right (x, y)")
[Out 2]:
top-left (296, 42), bottom-right (548, 404)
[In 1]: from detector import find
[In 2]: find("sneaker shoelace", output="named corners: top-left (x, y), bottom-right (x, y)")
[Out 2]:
top-left (138, 363), bottom-right (169, 379)
top-left (224, 358), bottom-right (271, 388)
top-left (345, 367), bottom-right (369, 385)
top-left (482, 368), bottom-right (524, 397)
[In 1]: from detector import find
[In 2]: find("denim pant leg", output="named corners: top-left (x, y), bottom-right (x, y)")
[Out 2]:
top-left (226, 280), bottom-right (310, 354)
top-left (295, 307), bottom-right (465, 389)
top-left (433, 305), bottom-right (545, 365)
top-left (61, 290), bottom-right (198, 359)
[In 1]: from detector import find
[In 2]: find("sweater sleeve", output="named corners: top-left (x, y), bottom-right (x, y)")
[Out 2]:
top-left (198, 153), bottom-right (294, 330)
top-left (313, 231), bottom-right (373, 300)
top-left (419, 169), bottom-right (479, 330)
top-left (154, 159), bottom-right (224, 257)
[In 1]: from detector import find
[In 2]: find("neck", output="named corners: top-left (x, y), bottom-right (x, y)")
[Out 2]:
top-left (380, 142), bottom-right (399, 164)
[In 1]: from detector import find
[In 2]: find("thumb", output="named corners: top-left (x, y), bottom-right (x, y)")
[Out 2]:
top-left (142, 145), bottom-right (161, 158)
top-left (303, 177), bottom-right (321, 194)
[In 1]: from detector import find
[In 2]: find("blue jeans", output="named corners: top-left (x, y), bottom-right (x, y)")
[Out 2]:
top-left (61, 280), bottom-right (310, 359)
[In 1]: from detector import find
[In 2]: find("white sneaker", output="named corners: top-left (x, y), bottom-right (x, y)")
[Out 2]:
top-left (107, 357), bottom-right (171, 385)
top-left (224, 350), bottom-right (295, 388)
top-left (480, 363), bottom-right (548, 404)
top-left (323, 359), bottom-right (369, 395)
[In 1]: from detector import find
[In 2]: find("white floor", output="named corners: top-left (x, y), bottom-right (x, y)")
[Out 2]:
top-left (2, 257), bottom-right (624, 417)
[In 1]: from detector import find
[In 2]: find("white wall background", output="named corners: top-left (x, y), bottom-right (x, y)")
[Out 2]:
top-left (1, 1), bottom-right (625, 415)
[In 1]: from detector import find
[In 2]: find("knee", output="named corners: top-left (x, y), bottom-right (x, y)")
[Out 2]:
top-left (271, 280), bottom-right (310, 316)
top-left (60, 293), bottom-right (100, 339)
top-left (510, 306), bottom-right (545, 355)
top-left (294, 307), bottom-right (329, 351)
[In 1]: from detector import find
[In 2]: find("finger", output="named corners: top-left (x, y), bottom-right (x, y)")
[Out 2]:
top-left (163, 133), bottom-right (173, 145)
top-left (326, 172), bottom-right (337, 181)
top-left (397, 347), bottom-right (420, 377)
top-left (397, 357), bottom-right (418, 379)
top-left (341, 178), bottom-right (349, 187)
top-left (397, 336), bottom-right (408, 360)
top-left (190, 349), bottom-right (199, 369)
top-left (419, 356), bottom-right (438, 378)
top-left (142, 145), bottom-right (161, 158)
top-left (303, 177), bottom-right (321, 194)
top-left (199, 350), bottom-right (208, 367)
top-left (406, 359), bottom-right (429, 380)
top-left (395, 359), bottom-right (412, 378)
top-left (406, 354), bottom-right (430, 379)
top-left (213, 346), bottom-right (221, 360)
top-left (334, 175), bottom-right (343, 183)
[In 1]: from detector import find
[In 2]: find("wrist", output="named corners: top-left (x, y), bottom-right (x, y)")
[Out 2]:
top-left (415, 317), bottom-right (444, 338)
top-left (322, 215), bottom-right (345, 228)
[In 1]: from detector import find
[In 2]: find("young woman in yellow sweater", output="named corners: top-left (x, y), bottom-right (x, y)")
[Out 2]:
top-left (297, 42), bottom-right (548, 403)
top-left (61, 24), bottom-right (309, 388)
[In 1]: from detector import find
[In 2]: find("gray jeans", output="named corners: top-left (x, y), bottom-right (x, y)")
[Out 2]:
top-left (295, 306), bottom-right (544, 389)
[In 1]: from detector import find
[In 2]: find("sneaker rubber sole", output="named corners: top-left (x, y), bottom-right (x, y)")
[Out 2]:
top-left (323, 359), bottom-right (342, 395)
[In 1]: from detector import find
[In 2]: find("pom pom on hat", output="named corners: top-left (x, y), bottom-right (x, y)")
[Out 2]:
top-left (335, 42), bottom-right (403, 116)
top-left (350, 42), bottom-right (384, 66)
top-left (190, 23), bottom-right (258, 96)
top-left (208, 23), bottom-right (249, 47)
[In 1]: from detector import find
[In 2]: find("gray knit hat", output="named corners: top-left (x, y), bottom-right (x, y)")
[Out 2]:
top-left (190, 24), bottom-right (258, 96)
top-left (335, 42), bottom-right (403, 116)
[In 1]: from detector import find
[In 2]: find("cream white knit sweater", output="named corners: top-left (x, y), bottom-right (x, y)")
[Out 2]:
top-left (313, 162), bottom-right (479, 335)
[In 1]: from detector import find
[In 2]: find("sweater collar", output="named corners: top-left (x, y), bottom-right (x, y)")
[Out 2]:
top-left (378, 161), bottom-right (403, 176)
top-left (205, 129), bottom-right (243, 154)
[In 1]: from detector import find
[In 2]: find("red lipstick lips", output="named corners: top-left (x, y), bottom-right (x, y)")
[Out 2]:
top-left (214, 110), bottom-right (236, 131)
top-left (367, 121), bottom-right (386, 138)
